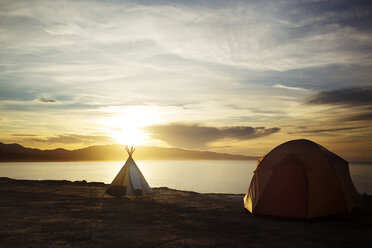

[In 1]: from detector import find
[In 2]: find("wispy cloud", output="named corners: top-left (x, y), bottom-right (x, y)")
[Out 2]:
top-left (273, 84), bottom-right (310, 91)
top-left (34, 98), bottom-right (59, 104)
top-left (12, 134), bottom-right (37, 137)
top-left (295, 126), bottom-right (364, 134)
top-left (25, 134), bottom-right (113, 145)
top-left (145, 124), bottom-right (280, 148)
top-left (306, 86), bottom-right (372, 106)
top-left (341, 112), bottom-right (372, 122)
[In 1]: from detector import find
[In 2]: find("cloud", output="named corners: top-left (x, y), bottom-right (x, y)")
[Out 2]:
top-left (12, 134), bottom-right (37, 137)
top-left (294, 126), bottom-right (364, 134)
top-left (1, 0), bottom-right (371, 77)
top-left (303, 85), bottom-right (372, 127)
top-left (143, 0), bottom-right (372, 71)
top-left (34, 98), bottom-right (59, 103)
top-left (340, 112), bottom-right (372, 122)
top-left (145, 123), bottom-right (280, 148)
top-left (306, 86), bottom-right (372, 106)
top-left (26, 134), bottom-right (113, 144)
top-left (221, 126), bottom-right (280, 139)
top-left (273, 84), bottom-right (310, 91)
top-left (1, 0), bottom-right (371, 112)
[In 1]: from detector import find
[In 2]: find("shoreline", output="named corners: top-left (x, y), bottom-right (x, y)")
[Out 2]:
top-left (0, 177), bottom-right (371, 248)
top-left (0, 159), bottom-right (256, 163)
top-left (1, 160), bottom-right (371, 163)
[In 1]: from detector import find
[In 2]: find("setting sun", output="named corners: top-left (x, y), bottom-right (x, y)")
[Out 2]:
top-left (111, 125), bottom-right (146, 146)
top-left (99, 106), bottom-right (161, 146)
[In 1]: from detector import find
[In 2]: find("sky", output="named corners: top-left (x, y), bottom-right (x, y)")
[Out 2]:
top-left (0, 0), bottom-right (372, 162)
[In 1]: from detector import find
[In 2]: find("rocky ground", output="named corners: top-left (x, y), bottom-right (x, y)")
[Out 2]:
top-left (0, 177), bottom-right (371, 248)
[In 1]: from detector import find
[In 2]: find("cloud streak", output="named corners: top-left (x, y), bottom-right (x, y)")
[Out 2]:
top-left (12, 134), bottom-right (37, 137)
top-left (341, 112), bottom-right (372, 122)
top-left (145, 124), bottom-right (280, 148)
top-left (25, 134), bottom-right (113, 145)
top-left (295, 126), bottom-right (364, 134)
top-left (34, 98), bottom-right (59, 103)
top-left (273, 84), bottom-right (310, 91)
top-left (306, 85), bottom-right (372, 106)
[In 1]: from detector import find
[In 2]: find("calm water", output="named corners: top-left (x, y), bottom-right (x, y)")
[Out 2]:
top-left (0, 161), bottom-right (371, 194)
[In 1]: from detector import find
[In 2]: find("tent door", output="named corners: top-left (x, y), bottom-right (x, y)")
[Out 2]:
top-left (256, 161), bottom-right (308, 218)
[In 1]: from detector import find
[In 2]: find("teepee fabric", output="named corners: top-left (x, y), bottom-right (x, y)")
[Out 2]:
top-left (105, 146), bottom-right (152, 197)
top-left (244, 139), bottom-right (360, 219)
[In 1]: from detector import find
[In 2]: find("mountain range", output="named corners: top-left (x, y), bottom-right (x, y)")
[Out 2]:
top-left (0, 142), bottom-right (258, 162)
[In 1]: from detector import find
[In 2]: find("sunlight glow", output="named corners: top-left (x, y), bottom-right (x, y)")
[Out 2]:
top-left (99, 106), bottom-right (161, 146)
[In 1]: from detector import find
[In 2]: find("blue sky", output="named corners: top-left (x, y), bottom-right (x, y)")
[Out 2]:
top-left (1, 0), bottom-right (371, 161)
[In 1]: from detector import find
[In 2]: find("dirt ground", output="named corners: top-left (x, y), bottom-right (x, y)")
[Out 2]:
top-left (0, 177), bottom-right (371, 248)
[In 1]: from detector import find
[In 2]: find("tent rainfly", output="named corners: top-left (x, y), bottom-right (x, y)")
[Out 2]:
top-left (244, 139), bottom-right (360, 219)
top-left (105, 146), bottom-right (152, 197)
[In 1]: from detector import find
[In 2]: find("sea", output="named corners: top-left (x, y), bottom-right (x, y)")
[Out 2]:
top-left (0, 161), bottom-right (371, 194)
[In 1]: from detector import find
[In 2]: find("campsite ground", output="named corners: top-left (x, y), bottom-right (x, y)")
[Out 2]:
top-left (0, 177), bottom-right (371, 248)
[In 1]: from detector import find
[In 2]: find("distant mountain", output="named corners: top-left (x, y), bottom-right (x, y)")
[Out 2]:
top-left (0, 142), bottom-right (258, 162)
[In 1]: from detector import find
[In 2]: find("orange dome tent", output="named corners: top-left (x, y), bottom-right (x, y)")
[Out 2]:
top-left (244, 139), bottom-right (360, 219)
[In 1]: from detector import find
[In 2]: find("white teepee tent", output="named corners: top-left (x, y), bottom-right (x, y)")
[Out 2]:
top-left (105, 146), bottom-right (152, 197)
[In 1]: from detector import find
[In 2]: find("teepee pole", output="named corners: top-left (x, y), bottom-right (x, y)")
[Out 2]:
top-left (125, 145), bottom-right (135, 157)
